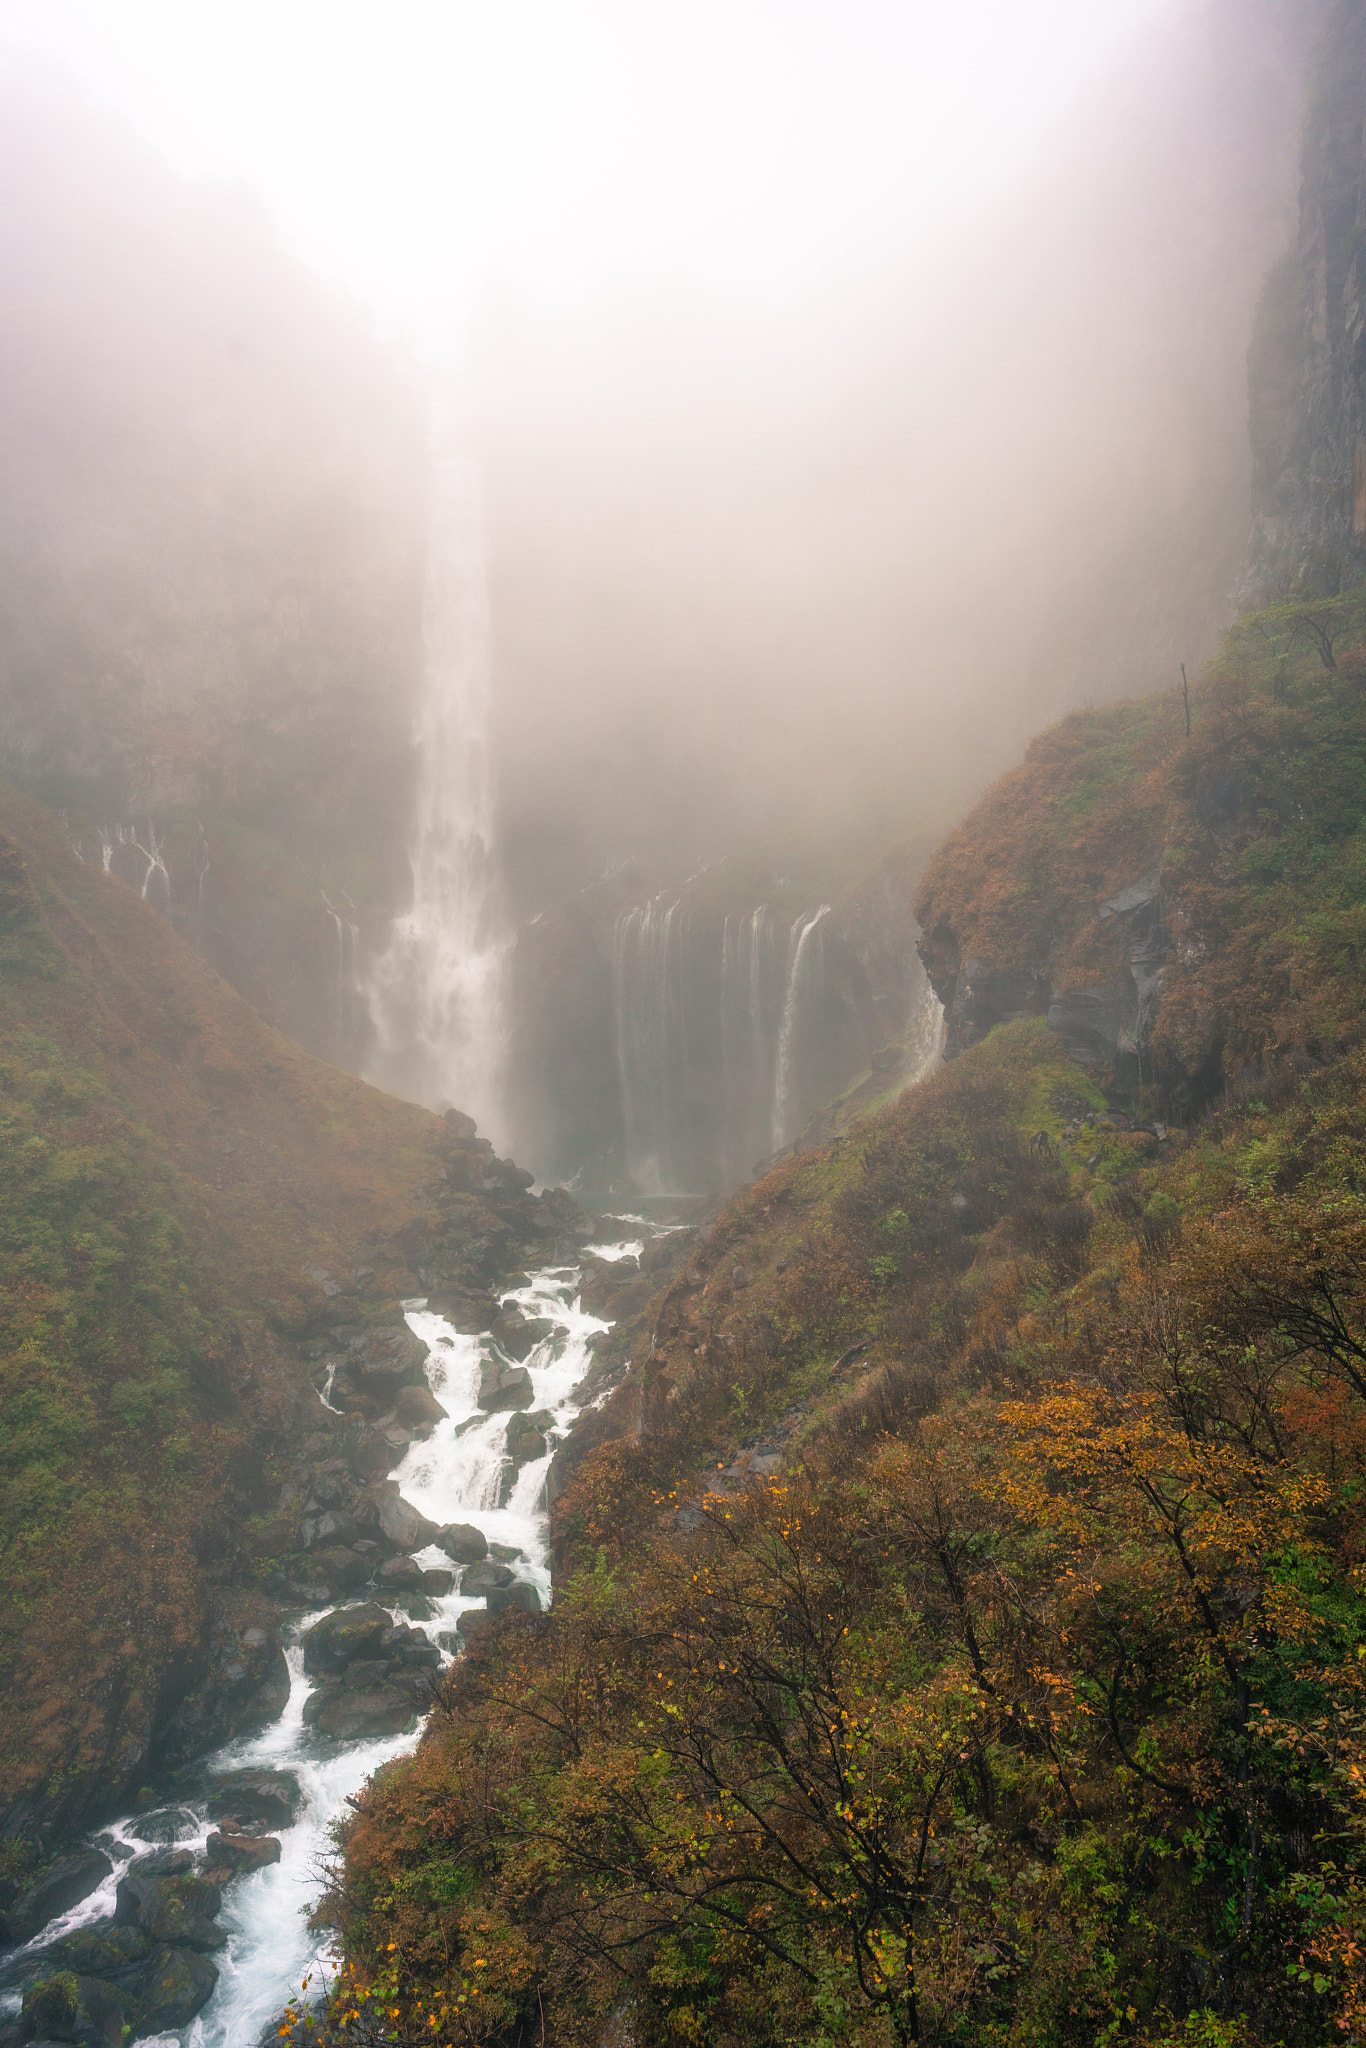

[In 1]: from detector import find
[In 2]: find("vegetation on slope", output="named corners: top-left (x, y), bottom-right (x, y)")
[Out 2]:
top-left (0, 782), bottom-right (499, 1848)
top-left (318, 608), bottom-right (1366, 2047)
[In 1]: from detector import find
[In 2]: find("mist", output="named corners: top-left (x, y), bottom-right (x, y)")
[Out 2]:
top-left (0, 0), bottom-right (1329, 1176)
top-left (467, 0), bottom-right (1321, 915)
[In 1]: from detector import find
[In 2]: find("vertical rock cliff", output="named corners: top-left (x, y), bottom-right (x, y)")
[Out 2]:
top-left (1246, 0), bottom-right (1366, 591)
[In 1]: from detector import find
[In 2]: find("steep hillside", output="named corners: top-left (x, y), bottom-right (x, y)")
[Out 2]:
top-left (322, 614), bottom-right (1366, 2047)
top-left (0, 782), bottom-right (575, 1856)
top-left (916, 601), bottom-right (1366, 1108)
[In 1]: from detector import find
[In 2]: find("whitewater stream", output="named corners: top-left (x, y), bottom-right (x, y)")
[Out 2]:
top-left (0, 1233), bottom-right (649, 2046)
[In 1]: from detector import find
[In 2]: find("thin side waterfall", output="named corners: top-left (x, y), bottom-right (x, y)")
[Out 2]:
top-left (365, 458), bottom-right (505, 1137)
top-left (771, 905), bottom-right (829, 1152)
top-left (719, 906), bottom-right (777, 1185)
top-left (614, 900), bottom-right (686, 1192)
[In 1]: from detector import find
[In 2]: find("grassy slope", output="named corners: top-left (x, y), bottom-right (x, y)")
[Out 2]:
top-left (325, 609), bottom-right (1366, 2048)
top-left (0, 781), bottom-right (491, 1841)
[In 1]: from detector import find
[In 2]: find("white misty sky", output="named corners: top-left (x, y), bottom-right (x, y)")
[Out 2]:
top-left (0, 0), bottom-right (1172, 348)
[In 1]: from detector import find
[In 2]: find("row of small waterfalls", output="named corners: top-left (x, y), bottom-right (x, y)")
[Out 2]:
top-left (614, 897), bottom-right (836, 1190)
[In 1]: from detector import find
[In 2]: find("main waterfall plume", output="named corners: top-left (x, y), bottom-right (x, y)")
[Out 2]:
top-left (365, 457), bottom-right (505, 1137)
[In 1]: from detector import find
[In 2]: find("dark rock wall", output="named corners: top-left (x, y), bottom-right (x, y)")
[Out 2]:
top-left (1246, 0), bottom-right (1366, 592)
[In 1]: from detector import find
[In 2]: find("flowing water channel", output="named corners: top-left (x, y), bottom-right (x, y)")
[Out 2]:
top-left (0, 1234), bottom-right (653, 2046)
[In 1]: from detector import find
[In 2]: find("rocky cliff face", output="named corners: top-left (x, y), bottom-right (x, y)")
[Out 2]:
top-left (915, 604), bottom-right (1366, 1116)
top-left (1245, 0), bottom-right (1366, 593)
top-left (504, 847), bottom-right (928, 1192)
top-left (0, 81), bottom-right (426, 1065)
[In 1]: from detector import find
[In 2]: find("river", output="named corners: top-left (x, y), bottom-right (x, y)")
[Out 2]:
top-left (0, 1230), bottom-right (650, 2046)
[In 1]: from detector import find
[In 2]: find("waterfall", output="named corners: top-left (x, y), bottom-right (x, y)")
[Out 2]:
top-left (719, 906), bottom-right (778, 1184)
top-left (365, 458), bottom-right (505, 1138)
top-left (771, 905), bottom-right (829, 1152)
top-left (614, 899), bottom-right (686, 1192)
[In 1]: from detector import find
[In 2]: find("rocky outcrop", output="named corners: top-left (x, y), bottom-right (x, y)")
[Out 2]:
top-left (1245, 1), bottom-right (1366, 595)
top-left (299, 1606), bottom-right (440, 1742)
top-left (921, 867), bottom-right (1167, 1090)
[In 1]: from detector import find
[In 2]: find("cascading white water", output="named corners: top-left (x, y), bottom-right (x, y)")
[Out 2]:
top-left (0, 1241), bottom-right (647, 2047)
top-left (771, 905), bottom-right (829, 1152)
top-left (365, 456), bottom-right (505, 1140)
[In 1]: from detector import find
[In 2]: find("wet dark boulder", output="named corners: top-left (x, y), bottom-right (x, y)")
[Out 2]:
top-left (382, 1623), bottom-right (441, 1668)
top-left (487, 1583), bottom-right (543, 1616)
top-left (205, 1767), bottom-right (300, 1828)
top-left (392, 1383), bottom-right (447, 1436)
top-left (420, 1567), bottom-right (454, 1596)
top-left (1, 1851), bottom-right (112, 1944)
top-left (334, 1326), bottom-right (430, 1406)
top-left (135, 1944), bottom-right (219, 2031)
top-left (302, 1687), bottom-right (417, 1741)
top-left (505, 1408), bottom-right (554, 1465)
top-left (306, 1543), bottom-right (373, 1591)
top-left (39, 1922), bottom-right (154, 1989)
top-left (371, 1491), bottom-right (440, 1554)
top-left (20, 1970), bottom-right (128, 2047)
top-left (203, 1830), bottom-right (282, 1876)
top-left (128, 1806), bottom-right (198, 1846)
top-left (478, 1359), bottom-right (533, 1411)
top-left (300, 1509), bottom-right (362, 1550)
top-left (302, 1605), bottom-right (393, 1675)
top-left (113, 1872), bottom-right (224, 1952)
top-left (460, 1560), bottom-right (515, 1595)
top-left (376, 1553), bottom-right (424, 1591)
top-left (435, 1521), bottom-right (487, 1564)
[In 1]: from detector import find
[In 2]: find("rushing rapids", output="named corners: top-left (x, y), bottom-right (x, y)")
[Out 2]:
top-left (0, 1236), bottom-right (651, 2047)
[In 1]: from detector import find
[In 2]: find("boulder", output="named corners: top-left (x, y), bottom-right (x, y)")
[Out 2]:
top-left (373, 1492), bottom-right (440, 1553)
top-left (2, 1850), bottom-right (112, 1942)
top-left (393, 1383), bottom-right (447, 1435)
top-left (113, 1873), bottom-right (224, 1952)
top-left (300, 1510), bottom-right (362, 1551)
top-left (488, 1541), bottom-right (524, 1561)
top-left (339, 1326), bottom-right (431, 1402)
top-left (435, 1522), bottom-right (488, 1565)
top-left (487, 1582), bottom-right (544, 1616)
top-left (206, 1766), bottom-right (300, 1827)
top-left (126, 1849), bottom-right (194, 1879)
top-left (20, 1971), bottom-right (128, 2047)
top-left (136, 1944), bottom-right (219, 2031)
top-left (383, 1623), bottom-right (441, 1668)
top-left (376, 1554), bottom-right (424, 1591)
top-left (203, 1830), bottom-right (282, 1875)
top-left (460, 1560), bottom-right (515, 1595)
top-left (478, 1359), bottom-right (534, 1411)
top-left (302, 1687), bottom-right (417, 1742)
top-left (487, 1312), bottom-right (543, 1362)
top-left (129, 1806), bottom-right (198, 1845)
top-left (307, 1544), bottom-right (373, 1590)
top-left (41, 1923), bottom-right (153, 1989)
top-left (302, 1605), bottom-right (393, 1675)
top-left (420, 1568), bottom-right (454, 1596)
top-left (505, 1408), bottom-right (554, 1465)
